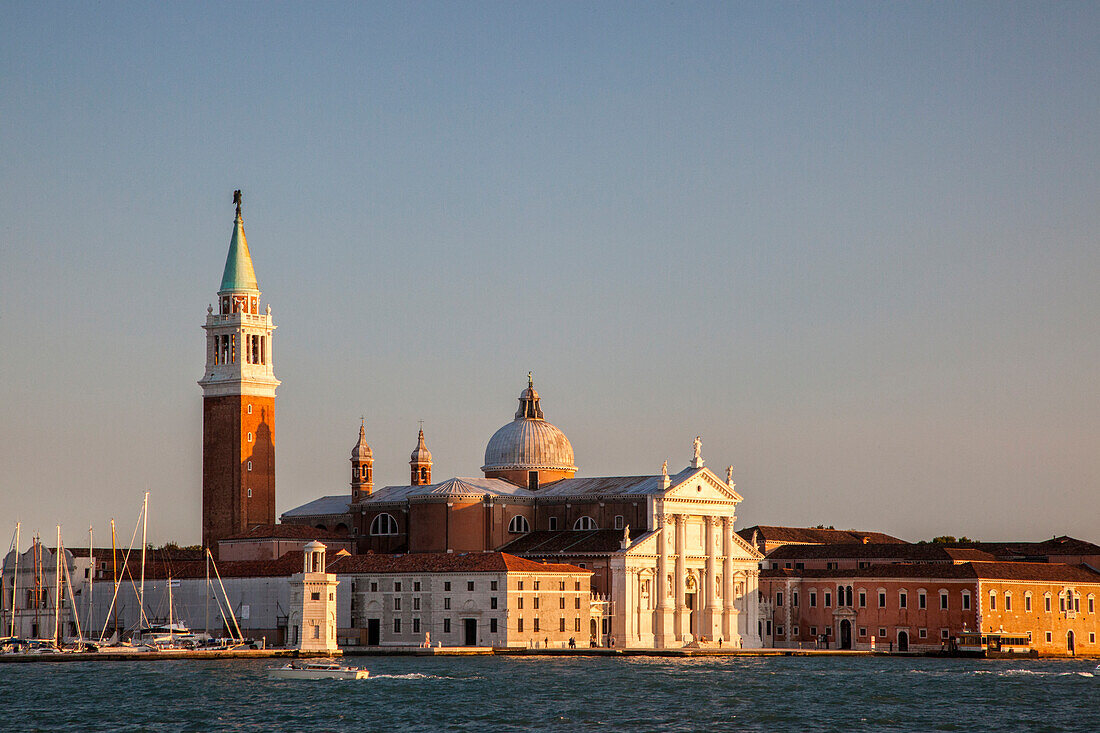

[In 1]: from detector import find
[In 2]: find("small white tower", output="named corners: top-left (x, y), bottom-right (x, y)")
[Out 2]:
top-left (288, 541), bottom-right (339, 653)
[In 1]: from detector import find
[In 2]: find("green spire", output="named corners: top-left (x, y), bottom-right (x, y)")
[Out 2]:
top-left (219, 193), bottom-right (258, 292)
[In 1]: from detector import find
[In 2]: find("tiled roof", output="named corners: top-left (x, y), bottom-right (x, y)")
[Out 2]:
top-left (499, 529), bottom-right (638, 555)
top-left (968, 561), bottom-right (1100, 583)
top-left (221, 524), bottom-right (349, 541)
top-left (536, 468), bottom-right (700, 498)
top-left (765, 543), bottom-right (995, 563)
top-left (327, 552), bottom-right (589, 576)
top-left (281, 494), bottom-right (351, 517)
top-left (738, 525), bottom-right (908, 546)
top-left (943, 536), bottom-right (1100, 560)
top-left (362, 478), bottom-right (534, 504)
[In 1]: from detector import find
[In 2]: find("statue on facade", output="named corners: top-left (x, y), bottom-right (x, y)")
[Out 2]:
top-left (661, 459), bottom-right (668, 477)
top-left (726, 465), bottom-right (734, 485)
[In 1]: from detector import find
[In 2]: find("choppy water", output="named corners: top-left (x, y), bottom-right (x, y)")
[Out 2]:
top-left (3, 655), bottom-right (1097, 732)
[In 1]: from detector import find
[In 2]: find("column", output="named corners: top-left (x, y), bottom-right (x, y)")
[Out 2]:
top-left (673, 514), bottom-right (686, 642)
top-left (703, 517), bottom-right (718, 640)
top-left (655, 514), bottom-right (670, 647)
top-left (721, 516), bottom-right (736, 644)
top-left (749, 570), bottom-right (761, 646)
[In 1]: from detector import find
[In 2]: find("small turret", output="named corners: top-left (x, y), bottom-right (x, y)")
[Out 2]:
top-left (410, 426), bottom-right (432, 486)
top-left (351, 420), bottom-right (374, 502)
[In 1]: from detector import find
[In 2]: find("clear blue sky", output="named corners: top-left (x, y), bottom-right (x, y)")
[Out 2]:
top-left (2, 2), bottom-right (1098, 546)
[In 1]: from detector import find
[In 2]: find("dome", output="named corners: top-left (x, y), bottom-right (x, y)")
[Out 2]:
top-left (481, 376), bottom-right (577, 474)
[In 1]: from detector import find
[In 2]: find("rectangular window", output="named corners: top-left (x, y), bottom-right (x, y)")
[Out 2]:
top-left (534, 618), bottom-right (540, 632)
top-left (518, 581), bottom-right (524, 591)
top-left (518, 598), bottom-right (523, 610)
top-left (792, 626), bottom-right (799, 637)
top-left (941, 628), bottom-right (949, 640)
top-left (310, 592), bottom-right (320, 601)
top-left (517, 618), bottom-right (523, 633)
top-left (575, 581), bottom-right (581, 591)
top-left (919, 593), bottom-right (926, 610)
top-left (614, 515), bottom-right (624, 529)
top-left (548, 517), bottom-right (558, 530)
top-left (490, 618), bottom-right (498, 633)
top-left (824, 591), bottom-right (832, 607)
top-left (1090, 597), bottom-right (1095, 614)
top-left (468, 581), bottom-right (475, 591)
top-left (879, 592), bottom-right (886, 608)
top-left (899, 592), bottom-right (907, 609)
top-left (809, 592), bottom-right (817, 608)
top-left (1090, 633), bottom-right (1096, 644)
top-left (575, 597), bottom-right (581, 609)
top-left (792, 591), bottom-right (799, 607)
top-left (560, 618), bottom-right (566, 632)
top-left (859, 591), bottom-right (866, 608)
top-left (1025, 595), bottom-right (1031, 612)
top-left (942, 592), bottom-right (950, 610)
top-left (370, 582), bottom-right (378, 592)
top-left (826, 562), bottom-right (837, 570)
top-left (809, 626), bottom-right (817, 636)
top-left (490, 597), bottom-right (498, 609)
top-left (491, 581), bottom-right (498, 591)
top-left (1045, 595), bottom-right (1051, 612)
top-left (990, 593), bottom-right (996, 610)
top-left (394, 598), bottom-right (401, 610)
top-left (395, 582), bottom-right (402, 592)
top-left (878, 627), bottom-right (887, 638)
top-left (413, 618), bottom-right (420, 633)
top-left (444, 598), bottom-right (451, 610)
top-left (776, 592), bottom-right (784, 607)
top-left (413, 597), bottom-right (420, 610)
top-left (444, 582), bottom-right (452, 591)
top-left (919, 628), bottom-right (927, 639)
top-left (559, 597), bottom-right (565, 609)
top-left (766, 621), bottom-right (772, 635)
top-left (444, 618), bottom-right (451, 633)
top-left (1005, 595), bottom-right (1012, 611)
top-left (534, 597), bottom-right (540, 609)
top-left (534, 581), bottom-right (540, 591)
top-left (393, 618), bottom-right (401, 633)
top-left (1046, 631), bottom-right (1052, 643)
top-left (858, 627), bottom-right (867, 637)
top-left (414, 581), bottom-right (421, 591)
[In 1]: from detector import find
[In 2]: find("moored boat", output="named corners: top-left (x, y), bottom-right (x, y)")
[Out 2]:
top-left (268, 660), bottom-right (368, 680)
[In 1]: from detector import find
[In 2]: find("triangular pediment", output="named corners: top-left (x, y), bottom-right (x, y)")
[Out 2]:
top-left (666, 468), bottom-right (743, 503)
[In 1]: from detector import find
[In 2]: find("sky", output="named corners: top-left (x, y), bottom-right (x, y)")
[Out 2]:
top-left (2, 2), bottom-right (1098, 547)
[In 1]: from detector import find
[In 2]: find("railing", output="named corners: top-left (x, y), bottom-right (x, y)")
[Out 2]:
top-left (206, 312), bottom-right (272, 327)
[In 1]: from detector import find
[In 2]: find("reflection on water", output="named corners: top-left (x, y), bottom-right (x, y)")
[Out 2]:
top-left (3, 655), bottom-right (1097, 732)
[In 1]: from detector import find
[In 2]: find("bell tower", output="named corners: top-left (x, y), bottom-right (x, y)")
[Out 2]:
top-left (199, 191), bottom-right (280, 555)
top-left (351, 420), bottom-right (374, 502)
top-left (410, 426), bottom-right (432, 486)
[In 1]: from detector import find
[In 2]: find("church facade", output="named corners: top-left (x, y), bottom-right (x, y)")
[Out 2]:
top-left (283, 379), bottom-right (763, 648)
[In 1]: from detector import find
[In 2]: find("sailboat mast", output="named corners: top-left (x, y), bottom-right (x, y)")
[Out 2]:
top-left (205, 550), bottom-right (210, 639)
top-left (33, 536), bottom-right (40, 636)
top-left (9, 522), bottom-right (19, 639)
top-left (168, 573), bottom-right (174, 641)
top-left (87, 527), bottom-right (93, 637)
top-left (110, 519), bottom-right (118, 636)
top-left (53, 526), bottom-right (61, 646)
top-left (139, 492), bottom-right (148, 628)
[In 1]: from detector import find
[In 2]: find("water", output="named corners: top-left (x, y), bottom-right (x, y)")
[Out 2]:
top-left (3, 655), bottom-right (1097, 731)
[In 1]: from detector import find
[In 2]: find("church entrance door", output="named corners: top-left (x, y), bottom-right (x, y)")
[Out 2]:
top-left (897, 631), bottom-right (909, 652)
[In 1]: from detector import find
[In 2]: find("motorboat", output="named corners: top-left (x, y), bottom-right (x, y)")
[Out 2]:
top-left (268, 660), bottom-right (369, 680)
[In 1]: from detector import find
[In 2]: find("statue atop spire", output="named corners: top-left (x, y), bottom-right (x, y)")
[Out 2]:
top-left (233, 189), bottom-right (242, 218)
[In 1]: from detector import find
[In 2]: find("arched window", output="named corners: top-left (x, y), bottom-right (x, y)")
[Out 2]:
top-left (573, 516), bottom-right (597, 531)
top-left (370, 513), bottom-right (399, 536)
top-left (508, 515), bottom-right (531, 534)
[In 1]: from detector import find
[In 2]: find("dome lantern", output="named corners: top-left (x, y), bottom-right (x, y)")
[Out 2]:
top-left (482, 375), bottom-right (577, 489)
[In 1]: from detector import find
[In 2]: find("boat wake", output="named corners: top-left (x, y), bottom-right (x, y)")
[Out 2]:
top-left (368, 672), bottom-right (483, 681)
